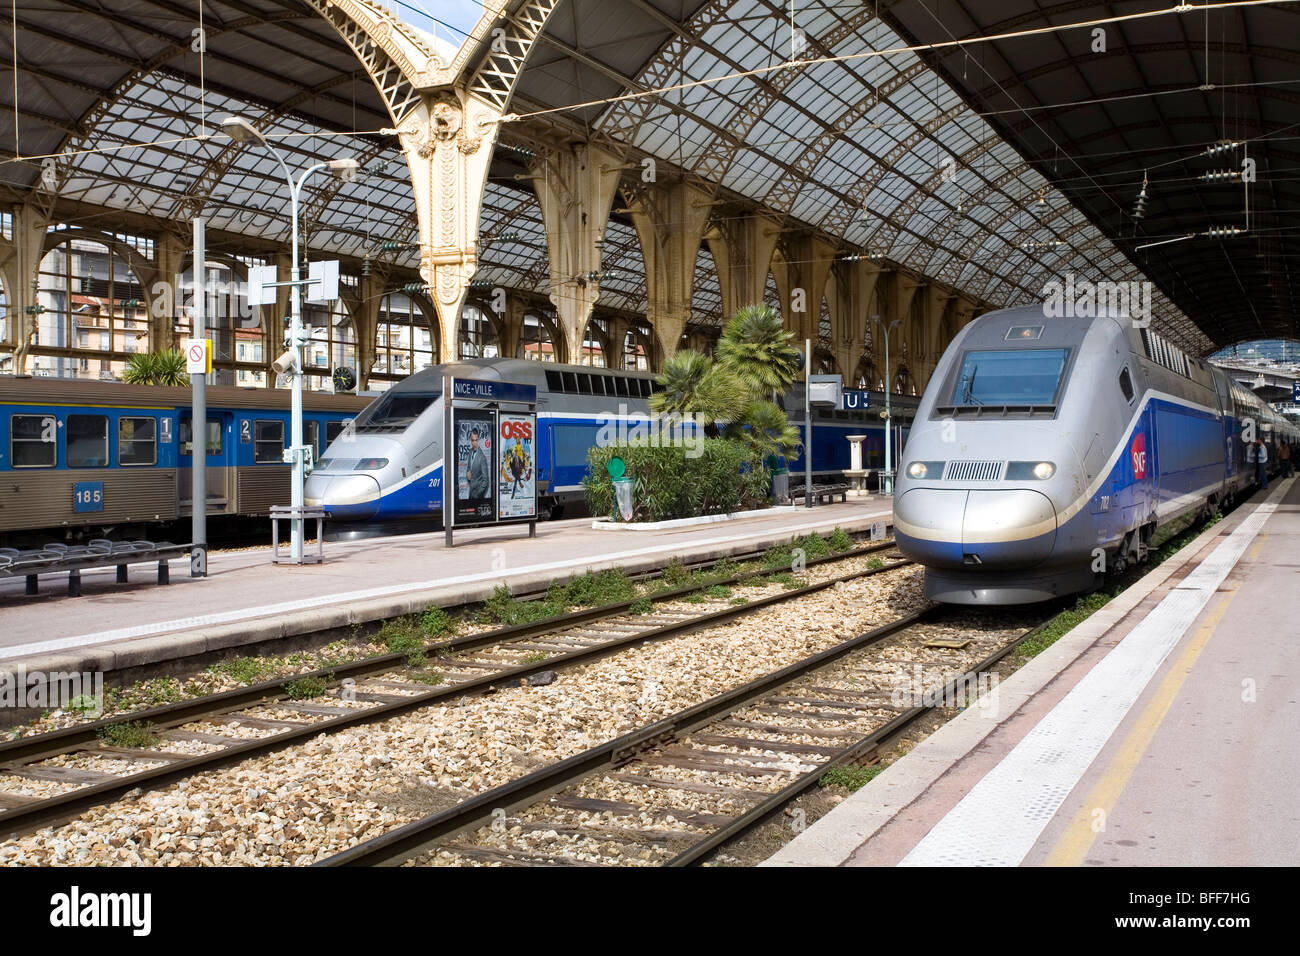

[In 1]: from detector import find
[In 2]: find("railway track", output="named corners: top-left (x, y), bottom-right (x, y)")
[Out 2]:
top-left (0, 541), bottom-right (910, 839)
top-left (319, 606), bottom-right (1046, 867)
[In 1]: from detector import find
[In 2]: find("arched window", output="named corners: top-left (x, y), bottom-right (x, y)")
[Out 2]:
top-left (0, 273), bottom-right (10, 374)
top-left (520, 312), bottom-right (558, 362)
top-left (622, 327), bottom-right (653, 371)
top-left (580, 318), bottom-right (608, 367)
top-left (302, 299), bottom-right (357, 392)
top-left (459, 303), bottom-right (500, 359)
top-left (374, 292), bottom-right (436, 383)
top-left (35, 235), bottom-right (149, 379)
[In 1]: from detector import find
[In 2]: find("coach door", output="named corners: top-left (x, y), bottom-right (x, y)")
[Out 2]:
top-left (179, 411), bottom-right (234, 513)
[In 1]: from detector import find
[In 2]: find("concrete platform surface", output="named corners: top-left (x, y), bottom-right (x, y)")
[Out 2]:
top-left (766, 477), bottom-right (1298, 867)
top-left (0, 500), bottom-right (890, 677)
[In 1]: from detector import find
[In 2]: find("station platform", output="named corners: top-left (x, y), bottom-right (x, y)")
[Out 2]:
top-left (767, 477), bottom-right (1299, 867)
top-left (0, 499), bottom-right (890, 679)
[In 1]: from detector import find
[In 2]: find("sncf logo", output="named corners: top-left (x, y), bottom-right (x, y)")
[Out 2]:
top-left (1131, 432), bottom-right (1147, 479)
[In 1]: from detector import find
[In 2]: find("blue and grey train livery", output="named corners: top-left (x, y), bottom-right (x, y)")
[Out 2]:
top-left (0, 377), bottom-right (368, 545)
top-left (894, 306), bottom-right (1299, 605)
top-left (306, 357), bottom-right (910, 525)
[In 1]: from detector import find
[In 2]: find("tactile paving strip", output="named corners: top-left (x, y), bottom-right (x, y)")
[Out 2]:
top-left (900, 494), bottom-right (1281, 866)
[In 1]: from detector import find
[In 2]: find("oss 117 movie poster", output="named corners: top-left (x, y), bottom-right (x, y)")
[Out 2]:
top-left (497, 412), bottom-right (537, 520)
top-left (453, 409), bottom-right (495, 525)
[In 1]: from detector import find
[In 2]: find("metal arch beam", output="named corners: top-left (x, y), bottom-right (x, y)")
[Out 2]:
top-left (822, 100), bottom-right (970, 243)
top-left (298, 141), bottom-right (397, 248)
top-left (762, 60), bottom-right (929, 213)
top-left (299, 0), bottom-right (429, 119)
top-left (689, 4), bottom-right (881, 189)
top-left (464, 0), bottom-right (563, 112)
top-left (966, 207), bottom-right (1099, 302)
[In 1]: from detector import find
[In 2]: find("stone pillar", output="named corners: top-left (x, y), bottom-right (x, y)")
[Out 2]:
top-left (528, 141), bottom-right (625, 366)
top-left (778, 232), bottom-right (837, 342)
top-left (828, 258), bottom-right (884, 384)
top-left (348, 269), bottom-right (388, 390)
top-left (876, 272), bottom-right (920, 391)
top-left (844, 434), bottom-right (869, 496)
top-left (623, 179), bottom-right (712, 363)
top-left (152, 231), bottom-right (191, 354)
top-left (397, 91), bottom-right (501, 363)
top-left (704, 209), bottom-right (781, 321)
top-left (0, 204), bottom-right (50, 373)
top-left (494, 291), bottom-right (529, 360)
top-left (919, 284), bottom-right (954, 389)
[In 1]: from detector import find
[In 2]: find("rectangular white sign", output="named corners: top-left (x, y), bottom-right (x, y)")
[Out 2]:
top-left (247, 264), bottom-right (278, 306)
top-left (306, 259), bottom-right (339, 303)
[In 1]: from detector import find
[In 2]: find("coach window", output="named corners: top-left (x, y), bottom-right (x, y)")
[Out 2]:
top-left (10, 414), bottom-right (57, 468)
top-left (325, 420), bottom-right (350, 446)
top-left (180, 418), bottom-right (223, 456)
top-left (118, 417), bottom-right (157, 466)
top-left (304, 420), bottom-right (320, 456)
top-left (1118, 366), bottom-right (1135, 403)
top-left (67, 414), bottom-right (109, 468)
top-left (253, 420), bottom-right (285, 464)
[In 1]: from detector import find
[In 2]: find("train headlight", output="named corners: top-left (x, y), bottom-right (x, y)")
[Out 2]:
top-left (906, 460), bottom-right (945, 479)
top-left (1007, 460), bottom-right (1056, 480)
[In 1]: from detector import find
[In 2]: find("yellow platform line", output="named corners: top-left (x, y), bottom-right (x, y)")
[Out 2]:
top-left (1043, 572), bottom-right (1246, 865)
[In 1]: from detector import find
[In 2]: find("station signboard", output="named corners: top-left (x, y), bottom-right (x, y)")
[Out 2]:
top-left (447, 378), bottom-right (539, 531)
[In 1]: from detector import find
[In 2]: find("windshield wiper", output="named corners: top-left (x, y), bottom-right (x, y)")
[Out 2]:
top-left (960, 368), bottom-right (984, 406)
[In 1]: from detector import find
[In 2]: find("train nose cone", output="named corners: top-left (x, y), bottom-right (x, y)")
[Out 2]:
top-left (305, 474), bottom-right (382, 520)
top-left (895, 488), bottom-right (1057, 569)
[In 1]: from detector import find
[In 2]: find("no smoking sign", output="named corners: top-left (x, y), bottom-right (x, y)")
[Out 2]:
top-left (186, 339), bottom-right (211, 374)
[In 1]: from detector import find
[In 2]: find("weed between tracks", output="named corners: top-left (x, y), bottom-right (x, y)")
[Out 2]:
top-left (5, 528), bottom-right (872, 743)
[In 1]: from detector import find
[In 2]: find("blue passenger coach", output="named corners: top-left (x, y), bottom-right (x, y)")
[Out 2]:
top-left (0, 377), bottom-right (367, 545)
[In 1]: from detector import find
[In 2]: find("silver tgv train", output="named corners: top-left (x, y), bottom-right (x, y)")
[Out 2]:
top-left (305, 358), bottom-right (659, 524)
top-left (894, 305), bottom-right (1298, 605)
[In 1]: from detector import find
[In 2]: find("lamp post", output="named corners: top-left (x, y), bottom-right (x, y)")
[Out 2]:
top-left (219, 116), bottom-right (357, 562)
top-left (872, 315), bottom-right (901, 495)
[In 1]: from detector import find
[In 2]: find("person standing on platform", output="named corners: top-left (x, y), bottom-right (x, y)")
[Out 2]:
top-left (1279, 440), bottom-right (1293, 478)
top-left (1248, 438), bottom-right (1268, 489)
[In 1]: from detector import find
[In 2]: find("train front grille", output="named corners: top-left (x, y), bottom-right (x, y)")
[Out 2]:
top-left (944, 460), bottom-right (1003, 481)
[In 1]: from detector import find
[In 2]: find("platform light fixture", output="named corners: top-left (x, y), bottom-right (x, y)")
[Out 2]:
top-left (217, 113), bottom-right (360, 564)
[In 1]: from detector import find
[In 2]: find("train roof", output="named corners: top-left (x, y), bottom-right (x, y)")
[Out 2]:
top-left (0, 376), bottom-right (372, 412)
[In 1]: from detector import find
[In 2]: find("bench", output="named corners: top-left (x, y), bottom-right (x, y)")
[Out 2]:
top-left (0, 540), bottom-right (194, 597)
top-left (804, 483), bottom-right (849, 505)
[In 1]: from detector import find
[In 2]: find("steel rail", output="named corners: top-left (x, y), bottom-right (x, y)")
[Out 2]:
top-left (318, 607), bottom-right (938, 867)
top-left (664, 615), bottom-right (1052, 866)
top-left (0, 548), bottom-right (911, 838)
top-left (0, 539), bottom-right (899, 767)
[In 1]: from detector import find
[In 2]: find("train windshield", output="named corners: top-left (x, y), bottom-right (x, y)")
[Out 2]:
top-left (356, 391), bottom-right (440, 429)
top-left (950, 348), bottom-right (1068, 406)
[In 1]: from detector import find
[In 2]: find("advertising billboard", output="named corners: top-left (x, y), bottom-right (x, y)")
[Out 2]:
top-left (452, 408), bottom-right (496, 526)
top-left (497, 412), bottom-right (537, 520)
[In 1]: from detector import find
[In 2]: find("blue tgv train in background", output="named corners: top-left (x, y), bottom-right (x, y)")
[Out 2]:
top-left (894, 306), bottom-right (1299, 605)
top-left (0, 377), bottom-right (368, 546)
top-left (307, 358), bottom-right (912, 527)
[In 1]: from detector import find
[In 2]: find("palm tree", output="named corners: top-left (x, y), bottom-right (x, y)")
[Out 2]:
top-left (121, 353), bottom-right (160, 385)
top-left (120, 349), bottom-right (189, 386)
top-left (650, 350), bottom-right (744, 437)
top-left (154, 348), bottom-right (188, 386)
top-left (726, 399), bottom-right (802, 461)
top-left (716, 304), bottom-right (802, 401)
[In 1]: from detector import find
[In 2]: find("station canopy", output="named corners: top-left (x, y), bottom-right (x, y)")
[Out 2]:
top-left (1, 0), bottom-right (1218, 352)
